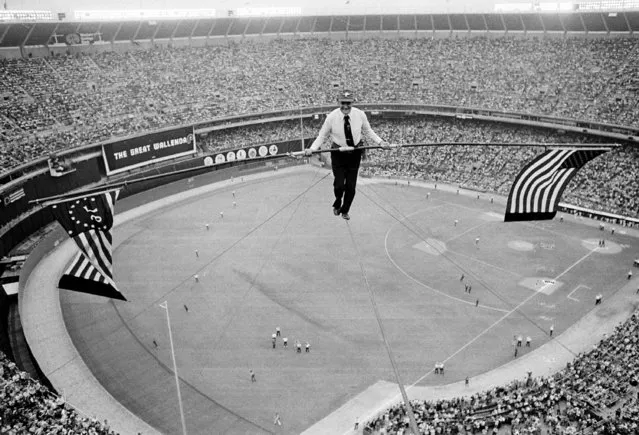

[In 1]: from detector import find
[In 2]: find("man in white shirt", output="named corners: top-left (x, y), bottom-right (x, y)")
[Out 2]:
top-left (305, 90), bottom-right (390, 220)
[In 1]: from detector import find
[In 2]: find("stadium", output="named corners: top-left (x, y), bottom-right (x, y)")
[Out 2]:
top-left (1, 1), bottom-right (639, 435)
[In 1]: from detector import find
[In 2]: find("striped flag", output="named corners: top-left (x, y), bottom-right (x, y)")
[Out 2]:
top-left (505, 148), bottom-right (610, 222)
top-left (3, 187), bottom-right (25, 205)
top-left (50, 189), bottom-right (126, 300)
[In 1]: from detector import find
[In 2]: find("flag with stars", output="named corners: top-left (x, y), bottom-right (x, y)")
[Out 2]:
top-left (505, 147), bottom-right (610, 222)
top-left (50, 189), bottom-right (126, 300)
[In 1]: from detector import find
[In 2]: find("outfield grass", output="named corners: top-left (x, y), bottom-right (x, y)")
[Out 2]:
top-left (60, 167), bottom-right (639, 435)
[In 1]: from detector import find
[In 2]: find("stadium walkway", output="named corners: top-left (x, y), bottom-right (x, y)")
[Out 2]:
top-left (20, 238), bottom-right (161, 435)
top-left (19, 166), bottom-right (309, 435)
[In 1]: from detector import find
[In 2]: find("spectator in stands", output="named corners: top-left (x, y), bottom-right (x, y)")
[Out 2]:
top-left (0, 351), bottom-right (118, 434)
top-left (365, 310), bottom-right (639, 435)
top-left (2, 37), bottom-right (639, 435)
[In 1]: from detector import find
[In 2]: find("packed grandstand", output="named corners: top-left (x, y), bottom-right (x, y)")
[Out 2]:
top-left (1, 38), bottom-right (638, 217)
top-left (1, 22), bottom-right (639, 435)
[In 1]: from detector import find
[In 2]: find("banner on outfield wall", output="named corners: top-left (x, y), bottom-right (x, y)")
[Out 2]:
top-left (203, 144), bottom-right (282, 167)
top-left (102, 126), bottom-right (196, 175)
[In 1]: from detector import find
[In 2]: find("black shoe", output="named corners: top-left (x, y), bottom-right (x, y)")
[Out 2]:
top-left (341, 213), bottom-right (350, 220)
top-left (333, 207), bottom-right (341, 216)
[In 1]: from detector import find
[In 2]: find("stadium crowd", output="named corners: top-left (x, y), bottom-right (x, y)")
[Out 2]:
top-left (362, 118), bottom-right (639, 219)
top-left (0, 351), bottom-right (117, 435)
top-left (1, 36), bottom-right (639, 434)
top-left (1, 38), bottom-right (638, 217)
top-left (197, 116), bottom-right (638, 219)
top-left (1, 37), bottom-right (638, 164)
top-left (365, 310), bottom-right (639, 434)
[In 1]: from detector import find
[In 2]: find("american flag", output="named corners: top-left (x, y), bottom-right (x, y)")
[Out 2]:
top-left (51, 189), bottom-right (126, 300)
top-left (504, 148), bottom-right (610, 222)
top-left (3, 187), bottom-right (25, 205)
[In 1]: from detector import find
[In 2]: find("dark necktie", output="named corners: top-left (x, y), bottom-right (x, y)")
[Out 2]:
top-left (343, 115), bottom-right (355, 148)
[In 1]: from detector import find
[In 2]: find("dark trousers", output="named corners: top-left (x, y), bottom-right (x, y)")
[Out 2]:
top-left (331, 145), bottom-right (362, 214)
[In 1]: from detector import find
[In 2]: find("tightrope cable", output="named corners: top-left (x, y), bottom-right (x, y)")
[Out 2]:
top-left (121, 169), bottom-right (332, 324)
top-left (208, 166), bottom-right (326, 352)
top-left (349, 180), bottom-right (634, 432)
top-left (358, 183), bottom-right (582, 357)
top-left (344, 220), bottom-right (420, 435)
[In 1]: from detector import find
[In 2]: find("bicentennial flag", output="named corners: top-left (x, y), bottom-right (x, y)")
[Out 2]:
top-left (504, 148), bottom-right (610, 222)
top-left (50, 189), bottom-right (126, 300)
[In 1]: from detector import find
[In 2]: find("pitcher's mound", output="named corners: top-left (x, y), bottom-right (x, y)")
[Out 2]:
top-left (508, 240), bottom-right (534, 252)
top-left (413, 239), bottom-right (447, 256)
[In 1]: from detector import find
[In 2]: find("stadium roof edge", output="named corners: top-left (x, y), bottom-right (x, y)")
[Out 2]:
top-left (0, 11), bottom-right (638, 48)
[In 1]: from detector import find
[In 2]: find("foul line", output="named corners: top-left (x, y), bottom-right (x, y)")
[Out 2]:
top-left (351, 247), bottom-right (599, 433)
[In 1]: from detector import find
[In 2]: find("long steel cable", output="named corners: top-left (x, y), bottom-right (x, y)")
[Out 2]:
top-left (344, 219), bottom-right (421, 435)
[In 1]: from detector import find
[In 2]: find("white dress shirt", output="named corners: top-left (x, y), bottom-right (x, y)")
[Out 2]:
top-left (309, 107), bottom-right (383, 151)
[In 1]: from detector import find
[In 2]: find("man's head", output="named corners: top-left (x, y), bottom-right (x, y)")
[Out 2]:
top-left (337, 89), bottom-right (354, 115)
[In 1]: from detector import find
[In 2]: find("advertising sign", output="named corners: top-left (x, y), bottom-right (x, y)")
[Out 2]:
top-left (102, 126), bottom-right (196, 175)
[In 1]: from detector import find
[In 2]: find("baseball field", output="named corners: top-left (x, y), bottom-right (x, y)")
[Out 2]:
top-left (58, 165), bottom-right (639, 434)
